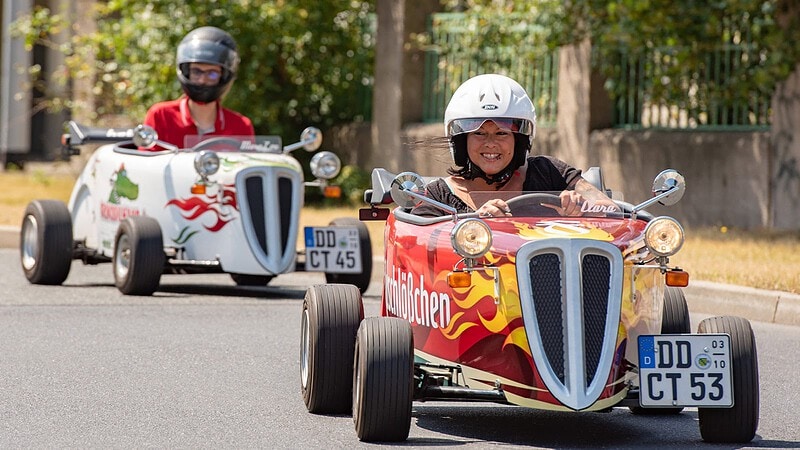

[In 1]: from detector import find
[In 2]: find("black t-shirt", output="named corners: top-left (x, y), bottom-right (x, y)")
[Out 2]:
top-left (410, 155), bottom-right (582, 217)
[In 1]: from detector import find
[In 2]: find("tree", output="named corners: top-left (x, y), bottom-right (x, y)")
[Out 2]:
top-left (11, 0), bottom-right (375, 140)
top-left (434, 0), bottom-right (800, 123)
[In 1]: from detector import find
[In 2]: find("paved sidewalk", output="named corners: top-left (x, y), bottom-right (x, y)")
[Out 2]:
top-left (3, 225), bottom-right (798, 327)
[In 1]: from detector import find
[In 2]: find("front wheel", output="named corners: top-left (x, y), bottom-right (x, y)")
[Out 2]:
top-left (300, 284), bottom-right (363, 414)
top-left (113, 216), bottom-right (165, 296)
top-left (324, 217), bottom-right (372, 294)
top-left (661, 287), bottom-right (690, 334)
top-left (353, 317), bottom-right (414, 442)
top-left (20, 200), bottom-right (73, 285)
top-left (630, 287), bottom-right (690, 415)
top-left (697, 316), bottom-right (759, 443)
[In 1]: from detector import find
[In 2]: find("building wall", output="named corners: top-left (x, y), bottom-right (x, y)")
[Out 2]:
top-left (770, 63), bottom-right (800, 229)
top-left (556, 130), bottom-right (772, 229)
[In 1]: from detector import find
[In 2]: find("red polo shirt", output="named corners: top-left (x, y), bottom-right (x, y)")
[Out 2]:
top-left (143, 96), bottom-right (255, 149)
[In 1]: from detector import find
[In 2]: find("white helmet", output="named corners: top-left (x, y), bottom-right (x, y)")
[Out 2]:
top-left (444, 74), bottom-right (536, 171)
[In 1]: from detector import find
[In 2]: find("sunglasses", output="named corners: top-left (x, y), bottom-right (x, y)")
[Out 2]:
top-left (448, 118), bottom-right (533, 136)
top-left (189, 67), bottom-right (222, 82)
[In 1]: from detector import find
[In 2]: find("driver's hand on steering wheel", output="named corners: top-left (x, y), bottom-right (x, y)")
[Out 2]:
top-left (476, 199), bottom-right (512, 218)
top-left (542, 190), bottom-right (584, 216)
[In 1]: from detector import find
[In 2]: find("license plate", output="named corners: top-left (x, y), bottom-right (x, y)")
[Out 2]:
top-left (638, 334), bottom-right (733, 407)
top-left (303, 226), bottom-right (362, 273)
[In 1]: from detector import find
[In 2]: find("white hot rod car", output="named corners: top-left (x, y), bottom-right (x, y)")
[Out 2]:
top-left (20, 121), bottom-right (372, 295)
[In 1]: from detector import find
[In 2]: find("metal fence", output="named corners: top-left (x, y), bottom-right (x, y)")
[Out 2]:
top-left (424, 13), bottom-right (772, 131)
top-left (422, 13), bottom-right (559, 127)
top-left (613, 45), bottom-right (772, 130)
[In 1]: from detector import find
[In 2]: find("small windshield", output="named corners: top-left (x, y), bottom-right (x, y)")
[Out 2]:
top-left (467, 186), bottom-right (622, 219)
top-left (181, 135), bottom-right (283, 153)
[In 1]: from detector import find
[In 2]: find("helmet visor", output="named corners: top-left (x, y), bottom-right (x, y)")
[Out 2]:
top-left (448, 118), bottom-right (533, 137)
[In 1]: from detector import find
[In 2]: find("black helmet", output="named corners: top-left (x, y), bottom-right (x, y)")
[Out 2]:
top-left (176, 26), bottom-right (240, 103)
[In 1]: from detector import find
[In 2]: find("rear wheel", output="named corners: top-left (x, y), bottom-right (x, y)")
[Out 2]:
top-left (698, 316), bottom-right (759, 443)
top-left (324, 217), bottom-right (372, 294)
top-left (20, 200), bottom-right (73, 285)
top-left (113, 216), bottom-right (165, 296)
top-left (353, 317), bottom-right (414, 442)
top-left (301, 284), bottom-right (363, 413)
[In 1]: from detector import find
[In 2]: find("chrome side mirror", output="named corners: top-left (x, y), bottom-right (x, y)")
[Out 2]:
top-left (283, 127), bottom-right (323, 153)
top-left (132, 125), bottom-right (158, 149)
top-left (652, 169), bottom-right (686, 206)
top-left (390, 172), bottom-right (427, 209)
top-left (301, 127), bottom-right (323, 152)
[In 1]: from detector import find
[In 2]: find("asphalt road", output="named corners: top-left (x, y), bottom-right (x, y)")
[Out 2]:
top-left (2, 224), bottom-right (799, 326)
top-left (1, 248), bottom-right (799, 448)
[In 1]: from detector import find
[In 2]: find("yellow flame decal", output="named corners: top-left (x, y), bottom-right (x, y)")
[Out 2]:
top-left (503, 327), bottom-right (532, 356)
top-left (441, 312), bottom-right (478, 340)
top-left (514, 220), bottom-right (615, 241)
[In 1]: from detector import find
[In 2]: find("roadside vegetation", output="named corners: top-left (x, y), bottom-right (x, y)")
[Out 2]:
top-left (2, 170), bottom-right (798, 294)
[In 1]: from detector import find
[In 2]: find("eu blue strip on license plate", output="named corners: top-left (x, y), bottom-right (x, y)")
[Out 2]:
top-left (638, 334), bottom-right (733, 407)
top-left (303, 226), bottom-right (362, 273)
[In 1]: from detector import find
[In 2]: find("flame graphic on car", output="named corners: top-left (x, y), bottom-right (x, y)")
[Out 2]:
top-left (165, 183), bottom-right (238, 232)
top-left (439, 250), bottom-right (532, 357)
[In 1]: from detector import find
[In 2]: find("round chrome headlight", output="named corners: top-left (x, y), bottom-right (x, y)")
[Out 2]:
top-left (194, 150), bottom-right (220, 178)
top-left (451, 218), bottom-right (492, 259)
top-left (310, 151), bottom-right (341, 180)
top-left (644, 216), bottom-right (685, 257)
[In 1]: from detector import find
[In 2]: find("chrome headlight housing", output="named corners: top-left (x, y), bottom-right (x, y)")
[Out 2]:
top-left (310, 151), bottom-right (341, 180)
top-left (451, 218), bottom-right (492, 259)
top-left (644, 216), bottom-right (685, 257)
top-left (194, 150), bottom-right (220, 179)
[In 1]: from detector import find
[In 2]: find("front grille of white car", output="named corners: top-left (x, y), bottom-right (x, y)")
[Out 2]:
top-left (237, 167), bottom-right (303, 274)
top-left (515, 238), bottom-right (624, 411)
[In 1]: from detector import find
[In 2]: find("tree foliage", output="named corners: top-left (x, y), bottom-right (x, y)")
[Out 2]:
top-left (11, 0), bottom-right (375, 139)
top-left (563, 0), bottom-right (799, 109)
top-left (439, 0), bottom-right (800, 109)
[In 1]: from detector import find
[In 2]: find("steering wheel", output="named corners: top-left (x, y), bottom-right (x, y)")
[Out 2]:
top-left (506, 193), bottom-right (562, 216)
top-left (190, 137), bottom-right (247, 152)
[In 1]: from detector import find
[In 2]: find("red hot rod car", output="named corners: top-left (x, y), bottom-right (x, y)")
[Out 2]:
top-left (299, 167), bottom-right (759, 444)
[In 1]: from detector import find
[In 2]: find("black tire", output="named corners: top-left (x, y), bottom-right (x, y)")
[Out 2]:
top-left (230, 273), bottom-right (274, 286)
top-left (324, 217), bottom-right (372, 294)
top-left (301, 284), bottom-right (364, 414)
top-left (631, 287), bottom-right (690, 415)
top-left (113, 216), bottom-right (165, 296)
top-left (697, 316), bottom-right (759, 443)
top-left (353, 317), bottom-right (414, 442)
top-left (20, 200), bottom-right (73, 285)
top-left (661, 287), bottom-right (690, 334)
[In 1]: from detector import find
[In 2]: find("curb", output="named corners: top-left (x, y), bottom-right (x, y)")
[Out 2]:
top-left (684, 280), bottom-right (800, 327)
top-left (0, 225), bottom-right (18, 250)
top-left (3, 225), bottom-right (797, 327)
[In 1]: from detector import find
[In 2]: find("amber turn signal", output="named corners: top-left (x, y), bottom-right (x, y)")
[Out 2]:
top-left (447, 271), bottom-right (471, 288)
top-left (666, 269), bottom-right (689, 287)
top-left (190, 184), bottom-right (206, 195)
top-left (323, 185), bottom-right (342, 198)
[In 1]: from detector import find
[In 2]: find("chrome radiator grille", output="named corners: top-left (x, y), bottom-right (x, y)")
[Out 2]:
top-left (236, 166), bottom-right (303, 274)
top-left (516, 238), bottom-right (623, 410)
